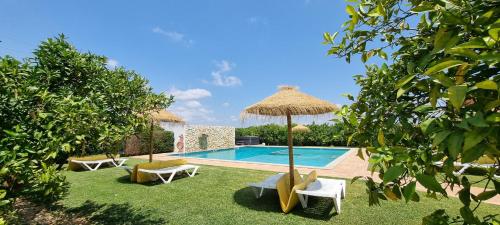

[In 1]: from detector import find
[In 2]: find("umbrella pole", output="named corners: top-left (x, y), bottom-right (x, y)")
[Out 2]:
top-left (149, 120), bottom-right (154, 162)
top-left (286, 112), bottom-right (295, 189)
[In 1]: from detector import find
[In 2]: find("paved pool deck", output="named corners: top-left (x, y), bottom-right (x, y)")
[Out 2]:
top-left (133, 147), bottom-right (500, 205)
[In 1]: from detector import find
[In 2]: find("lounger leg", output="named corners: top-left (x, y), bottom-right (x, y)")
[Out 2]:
top-left (331, 197), bottom-right (340, 214)
top-left (116, 159), bottom-right (127, 167)
top-left (453, 164), bottom-right (471, 176)
top-left (80, 163), bottom-right (94, 171)
top-left (165, 171), bottom-right (177, 184)
top-left (156, 173), bottom-right (168, 184)
top-left (298, 194), bottom-right (308, 208)
top-left (185, 167), bottom-right (199, 177)
top-left (82, 162), bottom-right (102, 171)
top-left (252, 187), bottom-right (264, 198)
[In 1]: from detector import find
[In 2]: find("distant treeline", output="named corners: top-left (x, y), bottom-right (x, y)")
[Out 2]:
top-left (236, 123), bottom-right (350, 146)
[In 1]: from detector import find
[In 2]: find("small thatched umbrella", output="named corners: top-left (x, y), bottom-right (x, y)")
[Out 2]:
top-left (242, 86), bottom-right (338, 189)
top-left (292, 124), bottom-right (310, 133)
top-left (147, 110), bottom-right (184, 162)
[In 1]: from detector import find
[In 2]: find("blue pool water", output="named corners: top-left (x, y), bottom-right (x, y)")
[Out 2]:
top-left (172, 146), bottom-right (349, 167)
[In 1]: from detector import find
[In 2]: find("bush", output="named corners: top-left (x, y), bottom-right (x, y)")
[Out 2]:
top-left (0, 35), bottom-right (171, 210)
top-left (124, 125), bottom-right (174, 156)
top-left (236, 122), bottom-right (349, 146)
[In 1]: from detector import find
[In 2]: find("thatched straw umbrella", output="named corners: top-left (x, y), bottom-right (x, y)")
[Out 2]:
top-left (147, 110), bottom-right (184, 162)
top-left (242, 86), bottom-right (338, 189)
top-left (292, 124), bottom-right (310, 133)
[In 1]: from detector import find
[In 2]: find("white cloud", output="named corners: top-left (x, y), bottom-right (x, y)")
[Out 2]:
top-left (185, 100), bottom-right (202, 108)
top-left (247, 16), bottom-right (268, 25)
top-left (169, 88), bottom-right (211, 101)
top-left (106, 58), bottom-right (119, 69)
top-left (170, 105), bottom-right (215, 123)
top-left (152, 27), bottom-right (194, 46)
top-left (210, 60), bottom-right (242, 87)
top-left (222, 102), bottom-right (230, 107)
top-left (167, 88), bottom-right (214, 123)
top-left (230, 115), bottom-right (238, 121)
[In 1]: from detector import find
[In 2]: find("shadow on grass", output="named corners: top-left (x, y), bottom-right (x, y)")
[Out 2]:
top-left (66, 200), bottom-right (166, 225)
top-left (116, 173), bottom-right (200, 186)
top-left (233, 187), bottom-right (337, 221)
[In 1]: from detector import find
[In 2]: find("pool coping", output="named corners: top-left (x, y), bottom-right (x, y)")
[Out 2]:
top-left (166, 145), bottom-right (356, 169)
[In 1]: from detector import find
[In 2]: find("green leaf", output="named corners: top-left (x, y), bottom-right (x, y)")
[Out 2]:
top-left (445, 48), bottom-right (478, 59)
top-left (475, 80), bottom-right (498, 90)
top-left (463, 128), bottom-right (488, 151)
top-left (430, 84), bottom-right (440, 108)
top-left (475, 9), bottom-right (495, 25)
top-left (460, 207), bottom-right (479, 224)
top-left (429, 73), bottom-right (454, 87)
top-left (432, 130), bottom-right (452, 147)
top-left (416, 174), bottom-right (445, 194)
top-left (447, 85), bottom-right (468, 111)
top-left (395, 75), bottom-right (415, 89)
top-left (420, 118), bottom-right (435, 134)
top-left (433, 27), bottom-right (453, 52)
top-left (485, 100), bottom-right (500, 111)
top-left (454, 38), bottom-right (487, 49)
top-left (447, 132), bottom-right (463, 159)
top-left (411, 4), bottom-right (435, 12)
top-left (377, 128), bottom-right (385, 146)
top-left (476, 190), bottom-right (497, 200)
top-left (486, 113), bottom-right (500, 122)
top-left (462, 143), bottom-right (487, 163)
top-left (467, 112), bottom-right (489, 128)
top-left (402, 181), bottom-right (416, 203)
top-left (493, 180), bottom-right (500, 194)
top-left (383, 165), bottom-right (405, 184)
top-left (488, 28), bottom-right (500, 41)
top-left (458, 188), bottom-right (471, 206)
top-left (424, 60), bottom-right (464, 75)
top-left (345, 5), bottom-right (356, 15)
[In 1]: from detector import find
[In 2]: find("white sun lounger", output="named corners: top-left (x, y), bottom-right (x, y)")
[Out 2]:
top-left (138, 164), bottom-right (199, 184)
top-left (296, 178), bottom-right (346, 213)
top-left (249, 173), bottom-right (286, 198)
top-left (249, 173), bottom-right (346, 213)
top-left (70, 158), bottom-right (128, 171)
top-left (434, 161), bottom-right (499, 177)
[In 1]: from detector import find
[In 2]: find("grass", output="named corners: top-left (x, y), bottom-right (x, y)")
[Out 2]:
top-left (60, 159), bottom-right (499, 225)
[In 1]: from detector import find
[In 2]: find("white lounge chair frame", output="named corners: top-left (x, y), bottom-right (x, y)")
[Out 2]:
top-left (70, 158), bottom-right (128, 171)
top-left (138, 164), bottom-right (199, 184)
top-left (434, 161), bottom-right (499, 178)
top-left (296, 178), bottom-right (346, 213)
top-left (249, 173), bottom-right (346, 213)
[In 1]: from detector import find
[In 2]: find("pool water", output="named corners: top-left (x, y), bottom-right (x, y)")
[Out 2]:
top-left (172, 146), bottom-right (349, 167)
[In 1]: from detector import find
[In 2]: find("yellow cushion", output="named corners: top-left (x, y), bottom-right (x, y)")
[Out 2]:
top-left (276, 169), bottom-right (304, 213)
top-left (67, 154), bottom-right (119, 171)
top-left (131, 159), bottom-right (187, 183)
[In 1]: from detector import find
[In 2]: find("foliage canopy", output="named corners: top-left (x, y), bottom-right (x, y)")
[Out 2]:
top-left (327, 0), bottom-right (499, 224)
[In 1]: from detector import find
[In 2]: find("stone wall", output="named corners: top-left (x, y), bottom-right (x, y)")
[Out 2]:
top-left (183, 125), bottom-right (235, 152)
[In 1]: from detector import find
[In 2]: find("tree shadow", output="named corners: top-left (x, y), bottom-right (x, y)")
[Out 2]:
top-left (232, 187), bottom-right (337, 221)
top-left (66, 200), bottom-right (166, 225)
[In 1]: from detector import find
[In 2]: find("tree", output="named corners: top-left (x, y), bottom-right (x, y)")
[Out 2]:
top-left (0, 35), bottom-right (171, 212)
top-left (326, 0), bottom-right (499, 224)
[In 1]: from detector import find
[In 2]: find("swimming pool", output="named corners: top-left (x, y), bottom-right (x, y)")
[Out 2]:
top-left (171, 146), bottom-right (350, 168)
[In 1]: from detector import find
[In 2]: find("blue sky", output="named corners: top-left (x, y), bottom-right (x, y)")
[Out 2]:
top-left (1, 0), bottom-right (368, 127)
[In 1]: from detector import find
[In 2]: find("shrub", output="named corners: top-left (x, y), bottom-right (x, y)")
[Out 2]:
top-left (236, 122), bottom-right (350, 146)
top-left (124, 125), bottom-right (174, 156)
top-left (0, 35), bottom-right (171, 211)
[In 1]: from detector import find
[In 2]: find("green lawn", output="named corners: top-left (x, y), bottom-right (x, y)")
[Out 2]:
top-left (61, 159), bottom-right (499, 225)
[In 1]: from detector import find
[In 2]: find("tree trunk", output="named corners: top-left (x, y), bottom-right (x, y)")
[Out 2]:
top-left (287, 112), bottom-right (294, 189)
top-left (149, 120), bottom-right (154, 162)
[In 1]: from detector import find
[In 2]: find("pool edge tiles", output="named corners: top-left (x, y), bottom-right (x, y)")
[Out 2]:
top-left (169, 146), bottom-right (351, 169)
